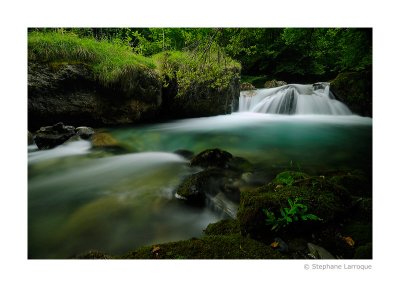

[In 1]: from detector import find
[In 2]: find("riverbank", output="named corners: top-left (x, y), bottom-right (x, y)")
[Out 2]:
top-left (28, 31), bottom-right (240, 130)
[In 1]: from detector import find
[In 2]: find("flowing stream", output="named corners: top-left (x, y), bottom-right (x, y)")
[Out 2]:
top-left (28, 83), bottom-right (372, 258)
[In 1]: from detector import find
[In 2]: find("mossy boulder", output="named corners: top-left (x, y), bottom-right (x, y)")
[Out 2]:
top-left (155, 51), bottom-right (241, 120)
top-left (273, 171), bottom-right (309, 186)
top-left (203, 219), bottom-right (240, 236)
top-left (264, 79), bottom-right (287, 88)
top-left (237, 171), bottom-right (351, 239)
top-left (330, 170), bottom-right (371, 197)
top-left (330, 70), bottom-right (372, 117)
top-left (121, 234), bottom-right (287, 259)
top-left (190, 148), bottom-right (233, 169)
top-left (240, 82), bottom-right (256, 91)
top-left (175, 168), bottom-right (240, 206)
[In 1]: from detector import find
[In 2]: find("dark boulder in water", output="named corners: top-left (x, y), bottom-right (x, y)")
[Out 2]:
top-left (34, 122), bottom-right (76, 149)
top-left (190, 148), bottom-right (233, 169)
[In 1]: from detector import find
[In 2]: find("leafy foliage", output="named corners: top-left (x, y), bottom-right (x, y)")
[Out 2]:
top-left (153, 44), bottom-right (240, 97)
top-left (263, 197), bottom-right (322, 231)
top-left (28, 27), bottom-right (372, 84)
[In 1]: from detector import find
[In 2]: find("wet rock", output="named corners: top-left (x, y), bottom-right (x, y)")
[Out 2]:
top-left (264, 79), bottom-right (287, 88)
top-left (175, 168), bottom-right (241, 208)
top-left (175, 169), bottom-right (225, 206)
top-left (190, 148), bottom-right (233, 169)
top-left (33, 122), bottom-right (76, 149)
top-left (307, 242), bottom-right (335, 259)
top-left (240, 82), bottom-right (256, 91)
top-left (28, 62), bottom-right (162, 130)
top-left (75, 126), bottom-right (95, 140)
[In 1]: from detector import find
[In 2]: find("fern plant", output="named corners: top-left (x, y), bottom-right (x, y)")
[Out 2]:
top-left (263, 197), bottom-right (322, 231)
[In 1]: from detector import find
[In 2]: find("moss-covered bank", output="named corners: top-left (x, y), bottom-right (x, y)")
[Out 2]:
top-left (28, 32), bottom-right (241, 130)
top-left (330, 69), bottom-right (372, 117)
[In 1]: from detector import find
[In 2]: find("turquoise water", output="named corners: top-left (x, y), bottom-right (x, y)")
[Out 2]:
top-left (28, 112), bottom-right (372, 258)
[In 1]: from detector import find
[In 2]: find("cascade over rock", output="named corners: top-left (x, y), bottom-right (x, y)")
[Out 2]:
top-left (239, 83), bottom-right (352, 115)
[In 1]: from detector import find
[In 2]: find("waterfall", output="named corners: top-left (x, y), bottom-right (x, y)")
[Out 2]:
top-left (239, 83), bottom-right (352, 115)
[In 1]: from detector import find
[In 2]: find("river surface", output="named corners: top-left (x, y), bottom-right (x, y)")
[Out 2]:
top-left (28, 112), bottom-right (372, 258)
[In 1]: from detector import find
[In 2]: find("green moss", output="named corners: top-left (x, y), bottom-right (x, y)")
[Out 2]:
top-left (204, 219), bottom-right (240, 236)
top-left (120, 234), bottom-right (287, 259)
top-left (331, 170), bottom-right (371, 197)
top-left (28, 31), bottom-right (157, 89)
top-left (273, 171), bottom-right (309, 186)
top-left (75, 250), bottom-right (114, 259)
top-left (330, 70), bottom-right (372, 116)
top-left (237, 172), bottom-right (351, 238)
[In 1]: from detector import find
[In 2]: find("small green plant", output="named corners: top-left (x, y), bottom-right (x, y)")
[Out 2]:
top-left (263, 197), bottom-right (322, 231)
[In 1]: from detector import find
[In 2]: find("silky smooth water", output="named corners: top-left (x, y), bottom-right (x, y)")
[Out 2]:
top-left (28, 111), bottom-right (372, 258)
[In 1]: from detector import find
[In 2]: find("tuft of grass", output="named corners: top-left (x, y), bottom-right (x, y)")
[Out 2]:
top-left (28, 31), bottom-right (156, 86)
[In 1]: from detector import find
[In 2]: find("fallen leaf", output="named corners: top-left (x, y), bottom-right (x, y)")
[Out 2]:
top-left (152, 246), bottom-right (161, 253)
top-left (342, 236), bottom-right (355, 247)
top-left (271, 241), bottom-right (280, 248)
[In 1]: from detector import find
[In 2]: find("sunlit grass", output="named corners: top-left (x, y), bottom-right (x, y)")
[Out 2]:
top-left (28, 31), bottom-right (156, 86)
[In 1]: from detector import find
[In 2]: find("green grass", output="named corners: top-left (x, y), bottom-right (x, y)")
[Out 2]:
top-left (28, 31), bottom-right (156, 86)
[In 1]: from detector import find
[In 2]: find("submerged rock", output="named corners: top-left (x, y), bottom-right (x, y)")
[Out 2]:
top-left (90, 132), bottom-right (129, 154)
top-left (33, 122), bottom-right (76, 149)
